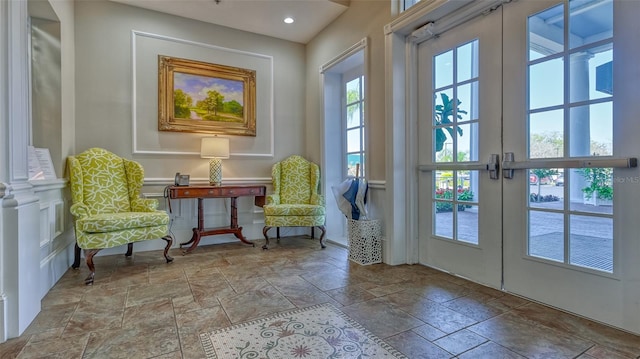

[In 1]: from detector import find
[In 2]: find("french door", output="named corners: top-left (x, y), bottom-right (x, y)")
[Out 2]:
top-left (416, 0), bottom-right (640, 333)
top-left (416, 6), bottom-right (503, 289)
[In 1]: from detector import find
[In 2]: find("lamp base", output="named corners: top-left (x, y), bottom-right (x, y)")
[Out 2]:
top-left (209, 158), bottom-right (223, 186)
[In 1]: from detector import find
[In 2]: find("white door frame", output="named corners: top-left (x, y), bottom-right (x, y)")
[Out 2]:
top-left (384, 0), bottom-right (505, 265)
top-left (386, 0), bottom-right (640, 334)
top-left (320, 38), bottom-right (368, 247)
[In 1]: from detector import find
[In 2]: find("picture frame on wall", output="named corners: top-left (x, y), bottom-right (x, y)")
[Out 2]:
top-left (158, 55), bottom-right (256, 136)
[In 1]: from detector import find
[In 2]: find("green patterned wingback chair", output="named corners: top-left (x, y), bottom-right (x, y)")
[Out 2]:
top-left (68, 148), bottom-right (173, 285)
top-left (262, 155), bottom-right (326, 249)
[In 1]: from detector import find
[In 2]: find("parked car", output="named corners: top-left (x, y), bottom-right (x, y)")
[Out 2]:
top-left (529, 174), bottom-right (553, 185)
top-left (556, 175), bottom-right (564, 186)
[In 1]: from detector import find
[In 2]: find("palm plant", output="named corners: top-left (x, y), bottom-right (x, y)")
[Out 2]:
top-left (434, 93), bottom-right (466, 152)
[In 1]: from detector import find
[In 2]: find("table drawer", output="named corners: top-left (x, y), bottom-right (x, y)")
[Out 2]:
top-left (170, 187), bottom-right (221, 198)
top-left (221, 187), bottom-right (265, 197)
top-left (169, 186), bottom-right (265, 199)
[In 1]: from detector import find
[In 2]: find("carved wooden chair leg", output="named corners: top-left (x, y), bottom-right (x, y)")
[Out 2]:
top-left (84, 249), bottom-right (101, 285)
top-left (125, 243), bottom-right (133, 257)
top-left (72, 242), bottom-right (82, 269)
top-left (317, 225), bottom-right (326, 249)
top-left (262, 226), bottom-right (271, 250)
top-left (162, 235), bottom-right (174, 263)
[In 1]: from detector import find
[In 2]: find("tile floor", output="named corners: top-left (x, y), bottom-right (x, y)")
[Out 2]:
top-left (1, 236), bottom-right (639, 358)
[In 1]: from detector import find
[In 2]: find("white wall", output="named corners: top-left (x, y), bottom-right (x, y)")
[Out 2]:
top-left (306, 0), bottom-right (394, 260)
top-left (74, 0), bottom-right (306, 180)
top-left (71, 0), bottom-right (311, 252)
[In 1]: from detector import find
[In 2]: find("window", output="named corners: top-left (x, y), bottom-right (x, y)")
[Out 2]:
top-left (431, 40), bottom-right (480, 244)
top-left (321, 41), bottom-right (367, 246)
top-left (526, 0), bottom-right (614, 273)
top-left (403, 0), bottom-right (421, 12)
top-left (345, 74), bottom-right (365, 178)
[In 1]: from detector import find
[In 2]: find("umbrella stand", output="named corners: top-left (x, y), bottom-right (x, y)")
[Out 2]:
top-left (331, 163), bottom-right (382, 265)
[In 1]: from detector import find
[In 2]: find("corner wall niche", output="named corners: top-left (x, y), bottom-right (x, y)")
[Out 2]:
top-left (29, 0), bottom-right (62, 178)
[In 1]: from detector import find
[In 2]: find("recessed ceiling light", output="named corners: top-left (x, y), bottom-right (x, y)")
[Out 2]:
top-left (284, 17), bottom-right (294, 24)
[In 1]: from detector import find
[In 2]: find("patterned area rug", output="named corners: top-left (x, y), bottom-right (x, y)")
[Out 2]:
top-left (199, 303), bottom-right (407, 358)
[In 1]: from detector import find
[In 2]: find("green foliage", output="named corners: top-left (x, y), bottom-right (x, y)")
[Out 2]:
top-left (173, 89), bottom-right (192, 118)
top-left (435, 147), bottom-right (469, 162)
top-left (529, 193), bottom-right (560, 202)
top-left (435, 188), bottom-right (473, 212)
top-left (434, 93), bottom-right (466, 152)
top-left (530, 168), bottom-right (559, 201)
top-left (194, 91), bottom-right (244, 121)
top-left (195, 90), bottom-right (225, 116)
top-left (579, 167), bottom-right (613, 200)
top-left (223, 100), bottom-right (243, 116)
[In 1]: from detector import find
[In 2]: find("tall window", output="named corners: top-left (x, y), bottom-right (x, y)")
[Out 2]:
top-left (345, 74), bottom-right (365, 178)
top-left (432, 40), bottom-right (480, 244)
top-left (322, 42), bottom-right (366, 246)
top-left (526, 0), bottom-right (614, 273)
top-left (403, 0), bottom-right (420, 12)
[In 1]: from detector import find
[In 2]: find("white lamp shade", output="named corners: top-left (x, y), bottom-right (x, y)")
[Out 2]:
top-left (201, 137), bottom-right (230, 159)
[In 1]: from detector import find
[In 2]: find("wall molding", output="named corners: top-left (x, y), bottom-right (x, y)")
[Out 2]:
top-left (131, 30), bottom-right (274, 158)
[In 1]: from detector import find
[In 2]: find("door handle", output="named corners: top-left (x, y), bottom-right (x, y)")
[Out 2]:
top-left (501, 152), bottom-right (638, 179)
top-left (418, 154), bottom-right (500, 179)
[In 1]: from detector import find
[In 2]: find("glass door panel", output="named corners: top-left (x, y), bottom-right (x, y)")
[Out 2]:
top-left (502, 0), bottom-right (640, 333)
top-left (417, 7), bottom-right (503, 289)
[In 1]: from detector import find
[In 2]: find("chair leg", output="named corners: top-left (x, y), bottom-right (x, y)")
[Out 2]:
top-left (311, 227), bottom-right (315, 239)
top-left (84, 249), bottom-right (101, 285)
top-left (125, 242), bottom-right (133, 257)
top-left (317, 225), bottom-right (326, 249)
top-left (262, 226), bottom-right (271, 250)
top-left (72, 242), bottom-right (82, 269)
top-left (162, 235), bottom-right (174, 263)
top-left (276, 227), bottom-right (280, 241)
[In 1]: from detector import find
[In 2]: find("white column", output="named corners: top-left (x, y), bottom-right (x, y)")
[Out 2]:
top-left (0, 0), bottom-right (41, 341)
top-left (569, 52), bottom-right (592, 203)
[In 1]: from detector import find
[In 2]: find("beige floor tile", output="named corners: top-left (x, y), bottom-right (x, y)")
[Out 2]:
top-left (384, 331), bottom-right (453, 359)
top-left (15, 333), bottom-right (89, 359)
top-left (341, 298), bottom-right (424, 338)
top-left (457, 341), bottom-right (527, 359)
top-left (6, 236), bottom-right (639, 358)
top-left (433, 329), bottom-right (488, 355)
top-left (218, 285), bottom-right (295, 323)
top-left (469, 312), bottom-right (595, 358)
top-left (398, 297), bottom-right (477, 334)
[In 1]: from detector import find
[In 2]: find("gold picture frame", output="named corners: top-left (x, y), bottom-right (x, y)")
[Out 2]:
top-left (158, 55), bottom-right (256, 136)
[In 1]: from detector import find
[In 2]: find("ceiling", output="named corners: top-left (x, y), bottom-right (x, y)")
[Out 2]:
top-left (110, 0), bottom-right (350, 44)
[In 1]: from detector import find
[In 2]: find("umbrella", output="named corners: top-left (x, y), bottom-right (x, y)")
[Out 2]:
top-left (332, 177), bottom-right (355, 219)
top-left (331, 164), bottom-right (369, 220)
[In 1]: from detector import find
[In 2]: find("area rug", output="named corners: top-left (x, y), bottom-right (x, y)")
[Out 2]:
top-left (199, 303), bottom-right (407, 358)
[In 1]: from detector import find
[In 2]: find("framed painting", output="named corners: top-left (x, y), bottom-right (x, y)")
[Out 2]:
top-left (158, 55), bottom-right (256, 136)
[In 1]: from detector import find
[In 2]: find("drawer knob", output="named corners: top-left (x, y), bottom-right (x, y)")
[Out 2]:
top-left (229, 190), bottom-right (234, 194)
top-left (209, 190), bottom-right (214, 194)
top-left (184, 191), bottom-right (190, 195)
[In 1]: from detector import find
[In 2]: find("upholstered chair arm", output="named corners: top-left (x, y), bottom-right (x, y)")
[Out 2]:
top-left (266, 194), bottom-right (280, 205)
top-left (271, 162), bottom-right (282, 195)
top-left (131, 198), bottom-right (159, 212)
top-left (67, 156), bottom-right (84, 206)
top-left (70, 203), bottom-right (90, 218)
top-left (310, 193), bottom-right (324, 206)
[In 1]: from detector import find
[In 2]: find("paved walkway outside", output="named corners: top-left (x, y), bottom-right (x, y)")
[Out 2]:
top-left (434, 198), bottom-right (613, 272)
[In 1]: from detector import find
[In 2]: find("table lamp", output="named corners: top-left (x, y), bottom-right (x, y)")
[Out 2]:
top-left (201, 137), bottom-right (230, 186)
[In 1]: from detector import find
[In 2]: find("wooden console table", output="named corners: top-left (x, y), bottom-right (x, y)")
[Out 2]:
top-left (168, 185), bottom-right (266, 253)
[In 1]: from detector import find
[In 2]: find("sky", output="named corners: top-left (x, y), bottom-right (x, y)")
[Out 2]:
top-left (173, 72), bottom-right (244, 106)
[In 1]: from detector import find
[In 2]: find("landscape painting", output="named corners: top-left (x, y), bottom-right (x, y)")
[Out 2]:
top-left (158, 55), bottom-right (256, 136)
